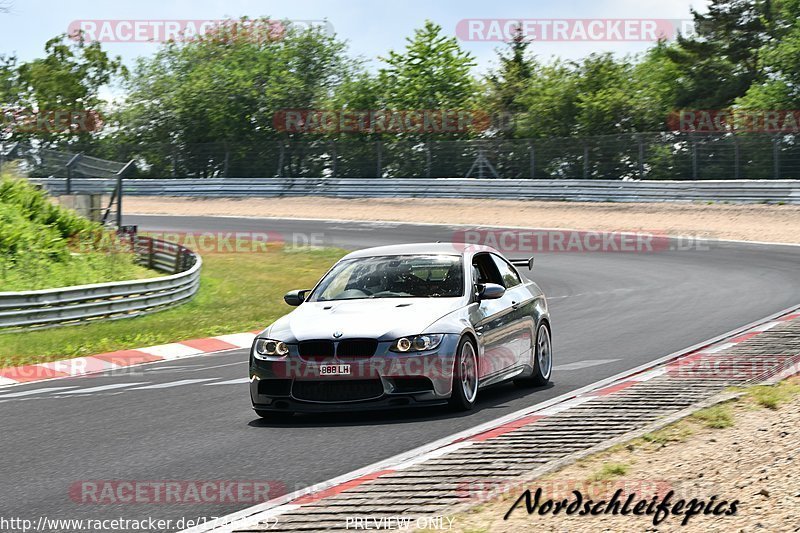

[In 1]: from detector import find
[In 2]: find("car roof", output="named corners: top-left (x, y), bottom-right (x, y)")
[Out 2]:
top-left (342, 242), bottom-right (501, 259)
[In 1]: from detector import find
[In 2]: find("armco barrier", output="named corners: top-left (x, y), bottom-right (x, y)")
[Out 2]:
top-left (0, 237), bottom-right (201, 331)
top-left (30, 177), bottom-right (800, 204)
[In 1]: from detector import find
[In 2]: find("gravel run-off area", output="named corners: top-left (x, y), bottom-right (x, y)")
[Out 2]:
top-left (124, 196), bottom-right (800, 245)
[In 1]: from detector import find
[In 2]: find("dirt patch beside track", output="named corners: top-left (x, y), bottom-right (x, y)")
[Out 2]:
top-left (125, 196), bottom-right (800, 244)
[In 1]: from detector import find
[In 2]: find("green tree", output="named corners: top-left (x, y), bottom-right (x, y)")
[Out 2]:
top-left (737, 0), bottom-right (800, 109)
top-left (116, 18), bottom-right (351, 177)
top-left (0, 35), bottom-right (124, 149)
top-left (483, 27), bottom-right (537, 136)
top-left (12, 34), bottom-right (126, 149)
top-left (378, 21), bottom-right (476, 114)
top-left (665, 0), bottom-right (778, 108)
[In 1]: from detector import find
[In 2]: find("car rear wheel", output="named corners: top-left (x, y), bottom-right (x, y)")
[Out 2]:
top-left (514, 322), bottom-right (552, 387)
top-left (449, 337), bottom-right (479, 411)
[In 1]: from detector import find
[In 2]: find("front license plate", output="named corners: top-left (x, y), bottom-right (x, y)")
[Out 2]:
top-left (320, 364), bottom-right (351, 376)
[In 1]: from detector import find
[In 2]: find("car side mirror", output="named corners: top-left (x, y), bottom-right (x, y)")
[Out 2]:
top-left (284, 289), bottom-right (310, 306)
top-left (477, 283), bottom-right (505, 301)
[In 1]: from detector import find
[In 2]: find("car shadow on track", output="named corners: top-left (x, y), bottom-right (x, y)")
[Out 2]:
top-left (248, 381), bottom-right (555, 428)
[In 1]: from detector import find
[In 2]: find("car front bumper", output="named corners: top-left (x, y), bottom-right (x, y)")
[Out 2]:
top-left (249, 335), bottom-right (460, 412)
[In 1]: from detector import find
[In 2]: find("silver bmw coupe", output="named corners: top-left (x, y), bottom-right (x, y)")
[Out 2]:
top-left (249, 243), bottom-right (552, 416)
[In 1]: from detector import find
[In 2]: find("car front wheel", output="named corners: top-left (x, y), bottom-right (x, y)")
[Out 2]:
top-left (449, 336), bottom-right (479, 411)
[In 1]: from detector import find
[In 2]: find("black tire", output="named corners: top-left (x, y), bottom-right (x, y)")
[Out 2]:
top-left (514, 322), bottom-right (553, 387)
top-left (449, 336), bottom-right (479, 411)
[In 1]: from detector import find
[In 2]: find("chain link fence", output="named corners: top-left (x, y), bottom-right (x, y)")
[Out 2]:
top-left (0, 142), bottom-right (134, 227)
top-left (92, 132), bottom-right (800, 180)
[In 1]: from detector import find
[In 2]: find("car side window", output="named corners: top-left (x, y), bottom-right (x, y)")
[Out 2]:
top-left (490, 254), bottom-right (522, 288)
top-left (471, 254), bottom-right (504, 286)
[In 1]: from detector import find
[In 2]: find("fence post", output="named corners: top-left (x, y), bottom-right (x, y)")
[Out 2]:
top-left (637, 135), bottom-right (645, 179)
top-left (733, 136), bottom-right (740, 179)
top-left (376, 141), bottom-right (382, 177)
top-left (330, 141), bottom-right (337, 177)
top-left (426, 142), bottom-right (432, 178)
top-left (64, 153), bottom-right (83, 195)
top-left (277, 142), bottom-right (284, 178)
top-left (691, 138), bottom-right (698, 179)
top-left (773, 135), bottom-right (780, 179)
top-left (147, 238), bottom-right (154, 269)
top-left (582, 142), bottom-right (589, 179)
top-left (114, 160), bottom-right (135, 229)
top-left (222, 143), bottom-right (230, 178)
top-left (116, 170), bottom-right (123, 228)
top-left (528, 141), bottom-right (535, 179)
top-left (174, 246), bottom-right (183, 274)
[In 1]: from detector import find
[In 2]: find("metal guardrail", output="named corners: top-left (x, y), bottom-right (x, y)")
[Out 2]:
top-left (0, 237), bottom-right (201, 331)
top-left (30, 177), bottom-right (800, 204)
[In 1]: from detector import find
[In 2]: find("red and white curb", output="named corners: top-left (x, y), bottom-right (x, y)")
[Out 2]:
top-left (0, 332), bottom-right (259, 387)
top-left (181, 304), bottom-right (800, 533)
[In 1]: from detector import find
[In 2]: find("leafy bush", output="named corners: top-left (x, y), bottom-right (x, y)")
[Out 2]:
top-left (0, 174), bottom-right (153, 290)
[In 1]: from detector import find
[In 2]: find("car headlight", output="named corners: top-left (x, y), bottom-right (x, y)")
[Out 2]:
top-left (390, 334), bottom-right (445, 353)
top-left (253, 338), bottom-right (289, 360)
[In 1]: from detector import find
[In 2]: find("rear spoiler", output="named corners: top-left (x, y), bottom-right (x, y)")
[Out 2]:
top-left (509, 257), bottom-right (535, 270)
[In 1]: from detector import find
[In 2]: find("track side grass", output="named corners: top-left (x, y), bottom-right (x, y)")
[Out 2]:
top-left (0, 245), bottom-right (346, 367)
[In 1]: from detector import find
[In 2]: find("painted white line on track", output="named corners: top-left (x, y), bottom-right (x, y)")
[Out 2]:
top-left (186, 362), bottom-right (245, 372)
top-left (547, 288), bottom-right (636, 300)
top-left (204, 378), bottom-right (250, 385)
top-left (130, 378), bottom-right (217, 390)
top-left (536, 396), bottom-right (594, 416)
top-left (752, 321), bottom-right (780, 332)
top-left (630, 367), bottom-right (667, 382)
top-left (61, 383), bottom-right (149, 394)
top-left (553, 359), bottom-right (620, 371)
top-left (214, 333), bottom-right (257, 348)
top-left (139, 344), bottom-right (204, 359)
top-left (702, 342), bottom-right (738, 354)
top-left (0, 386), bottom-right (80, 398)
top-left (0, 344), bottom-right (248, 391)
top-left (393, 441), bottom-right (475, 471)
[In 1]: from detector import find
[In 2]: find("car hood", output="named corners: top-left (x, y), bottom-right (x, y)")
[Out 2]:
top-left (267, 298), bottom-right (465, 341)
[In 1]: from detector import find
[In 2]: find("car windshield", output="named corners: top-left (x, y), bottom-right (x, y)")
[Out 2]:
top-left (309, 255), bottom-right (464, 301)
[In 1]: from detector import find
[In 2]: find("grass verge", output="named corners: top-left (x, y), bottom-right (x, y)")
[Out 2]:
top-left (0, 245), bottom-right (346, 367)
top-left (0, 173), bottom-right (157, 290)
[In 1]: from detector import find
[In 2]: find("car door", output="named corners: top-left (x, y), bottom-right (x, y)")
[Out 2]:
top-left (490, 253), bottom-right (536, 368)
top-left (470, 253), bottom-right (519, 379)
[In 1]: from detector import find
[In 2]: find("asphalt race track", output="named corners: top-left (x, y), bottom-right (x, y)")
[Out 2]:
top-left (2, 214), bottom-right (799, 531)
